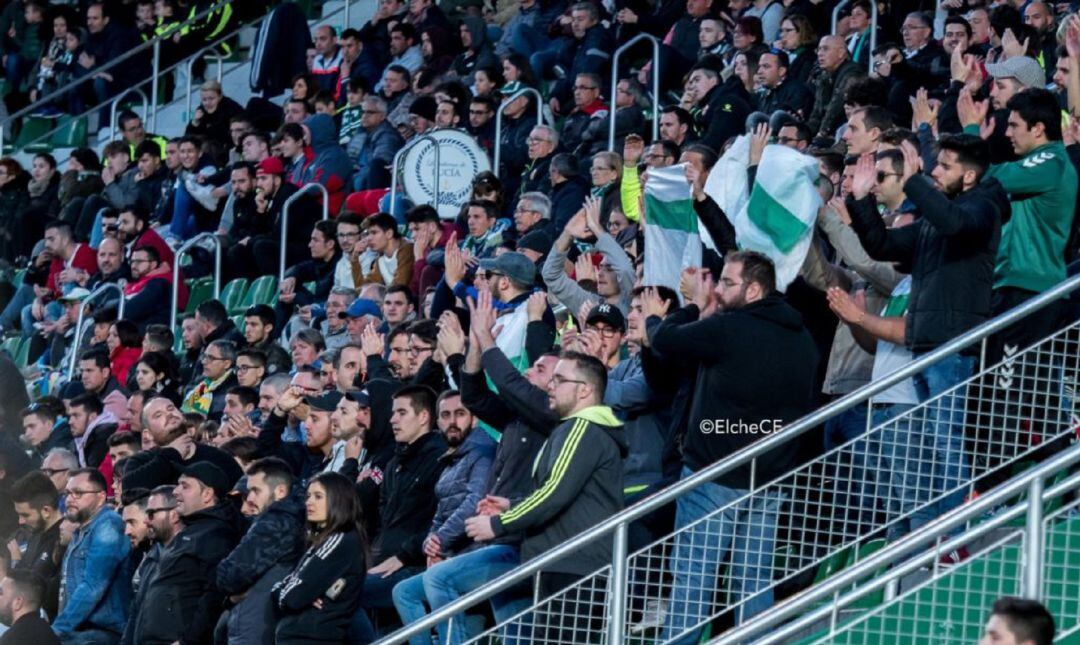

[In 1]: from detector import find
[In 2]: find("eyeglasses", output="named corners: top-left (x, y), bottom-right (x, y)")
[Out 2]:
top-left (587, 324), bottom-right (620, 339)
top-left (876, 171), bottom-right (902, 183)
top-left (408, 345), bottom-right (434, 355)
top-left (235, 363), bottom-right (260, 372)
top-left (573, 85), bottom-right (599, 91)
top-left (65, 488), bottom-right (104, 498)
top-left (337, 230), bottom-right (360, 239)
top-left (776, 136), bottom-right (805, 145)
top-left (551, 375), bottom-right (587, 387)
top-left (526, 137), bottom-right (552, 144)
top-left (41, 467), bottom-right (69, 476)
top-left (202, 354), bottom-right (228, 362)
top-left (469, 109), bottom-right (490, 116)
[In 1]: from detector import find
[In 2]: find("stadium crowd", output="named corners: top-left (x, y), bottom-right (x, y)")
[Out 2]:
top-left (0, 0), bottom-right (1079, 642)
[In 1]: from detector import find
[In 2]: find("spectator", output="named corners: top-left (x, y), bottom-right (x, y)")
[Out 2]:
top-left (276, 219), bottom-right (343, 332)
top-left (559, 73), bottom-right (609, 156)
top-left (215, 457), bottom-right (306, 645)
top-left (980, 597), bottom-right (1055, 645)
top-left (122, 246), bottom-right (179, 330)
top-left (185, 81), bottom-right (245, 149)
top-left (130, 462), bottom-right (242, 644)
top-left (53, 468), bottom-right (131, 642)
top-left (756, 50), bottom-right (815, 121)
top-left (687, 60), bottom-right (753, 154)
top-left (77, 2), bottom-right (144, 139)
top-left (66, 394), bottom-right (118, 469)
top-left (300, 114), bottom-right (353, 214)
top-left (196, 300), bottom-right (245, 349)
top-left (182, 339), bottom-right (239, 421)
top-left (132, 352), bottom-right (181, 405)
top-left (546, 3), bottom-right (614, 114)
top-left (78, 348), bottom-right (128, 422)
top-left (0, 159), bottom-right (29, 261)
top-left (808, 35), bottom-right (867, 138)
top-left (353, 95), bottom-right (406, 191)
top-left (273, 472), bottom-right (367, 645)
top-left (21, 402), bottom-right (73, 463)
top-left (8, 472), bottom-right (62, 617)
top-left (353, 214), bottom-right (415, 287)
top-left (0, 569), bottom-right (60, 645)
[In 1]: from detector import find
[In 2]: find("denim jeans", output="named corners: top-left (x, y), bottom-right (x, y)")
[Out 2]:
top-left (509, 22), bottom-right (551, 57)
top-left (351, 566), bottom-right (422, 643)
top-left (910, 353), bottom-right (976, 532)
top-left (823, 404), bottom-right (878, 540)
top-left (0, 283), bottom-right (35, 330)
top-left (872, 403), bottom-right (922, 541)
top-left (60, 629), bottom-right (121, 645)
top-left (661, 466), bottom-right (783, 644)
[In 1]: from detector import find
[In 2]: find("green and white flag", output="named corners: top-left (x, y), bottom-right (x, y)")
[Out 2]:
top-left (643, 163), bottom-right (702, 293)
top-left (493, 301), bottom-right (531, 373)
top-left (705, 135), bottom-right (821, 290)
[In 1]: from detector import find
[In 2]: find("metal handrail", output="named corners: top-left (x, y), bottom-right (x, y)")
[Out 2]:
top-left (280, 183), bottom-right (330, 284)
top-left (108, 88), bottom-right (149, 142)
top-left (722, 444), bottom-right (1080, 644)
top-left (0, 0), bottom-right (236, 151)
top-left (832, 0), bottom-right (851, 35)
top-left (493, 87), bottom-right (544, 173)
top-left (610, 33), bottom-right (660, 151)
top-left (382, 270), bottom-right (1080, 643)
top-left (388, 134), bottom-right (441, 215)
top-left (66, 282), bottom-right (126, 378)
top-left (170, 232), bottom-right (223, 328)
top-left (184, 48), bottom-right (229, 120)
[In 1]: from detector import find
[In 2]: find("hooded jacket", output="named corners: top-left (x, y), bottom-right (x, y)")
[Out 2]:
top-left (352, 378), bottom-right (399, 539)
top-left (451, 16), bottom-right (496, 83)
top-left (301, 114), bottom-right (353, 214)
top-left (132, 501), bottom-right (243, 645)
top-left (428, 428), bottom-right (497, 555)
top-left (371, 431), bottom-right (448, 567)
top-left (848, 175), bottom-right (1009, 352)
top-left (649, 296), bottom-right (819, 488)
top-left (491, 405), bottom-right (626, 575)
top-left (217, 494), bottom-right (306, 645)
top-left (694, 76), bottom-right (754, 154)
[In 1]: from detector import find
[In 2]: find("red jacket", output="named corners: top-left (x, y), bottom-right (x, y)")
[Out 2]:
top-left (46, 244), bottom-right (98, 297)
top-left (110, 345), bottom-right (142, 386)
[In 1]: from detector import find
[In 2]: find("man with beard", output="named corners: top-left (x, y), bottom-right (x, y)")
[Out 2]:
top-left (130, 463), bottom-right (241, 644)
top-left (121, 397), bottom-right (243, 493)
top-left (391, 390), bottom-right (496, 638)
top-left (0, 570), bottom-right (59, 645)
top-left (847, 136), bottom-right (1008, 547)
top-left (122, 245), bottom-right (177, 330)
top-left (257, 389), bottom-right (353, 482)
top-left (216, 458), bottom-right (306, 645)
top-left (222, 163), bottom-right (273, 277)
top-left (649, 252), bottom-right (817, 638)
top-left (120, 485), bottom-right (181, 645)
top-left (117, 207), bottom-right (174, 268)
top-left (9, 473), bottom-right (62, 618)
top-left (53, 468), bottom-right (131, 643)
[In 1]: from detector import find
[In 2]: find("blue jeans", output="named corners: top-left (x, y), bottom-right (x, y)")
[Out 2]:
top-left (351, 566), bottom-right (421, 643)
top-left (423, 544), bottom-right (528, 644)
top-left (661, 466), bottom-right (782, 644)
top-left (60, 629), bottom-right (121, 645)
top-left (910, 354), bottom-right (975, 532)
top-left (824, 404), bottom-right (878, 539)
top-left (0, 283), bottom-right (35, 330)
top-left (872, 403), bottom-right (923, 541)
top-left (510, 22), bottom-right (551, 58)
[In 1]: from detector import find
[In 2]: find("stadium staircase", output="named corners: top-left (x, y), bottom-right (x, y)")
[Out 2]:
top-left (382, 273), bottom-right (1080, 644)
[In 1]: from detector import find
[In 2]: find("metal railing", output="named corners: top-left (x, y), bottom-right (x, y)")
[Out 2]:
top-left (170, 232), bottom-right (222, 328)
top-left (610, 33), bottom-right (660, 151)
top-left (830, 0), bottom-right (878, 74)
top-left (108, 88), bottom-right (149, 142)
top-left (722, 444), bottom-right (1080, 644)
top-left (0, 0), bottom-right (237, 153)
top-left (382, 271), bottom-right (1080, 643)
top-left (67, 282), bottom-right (125, 378)
top-left (389, 134), bottom-right (441, 215)
top-left (493, 87), bottom-right (545, 173)
top-left (279, 183), bottom-right (330, 284)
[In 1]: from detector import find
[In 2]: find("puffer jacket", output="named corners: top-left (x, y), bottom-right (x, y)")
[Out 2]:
top-left (606, 354), bottom-right (669, 495)
top-left (301, 113), bottom-right (352, 214)
top-left (217, 494), bottom-right (306, 645)
top-left (428, 428), bottom-right (496, 555)
top-left (132, 501), bottom-right (242, 644)
top-left (491, 405), bottom-right (627, 576)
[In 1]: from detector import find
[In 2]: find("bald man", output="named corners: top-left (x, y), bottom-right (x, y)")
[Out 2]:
top-left (808, 35), bottom-right (867, 138)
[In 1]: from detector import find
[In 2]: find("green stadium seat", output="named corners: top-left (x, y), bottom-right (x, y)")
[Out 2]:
top-left (9, 117), bottom-right (54, 154)
top-left (11, 268), bottom-right (25, 288)
top-left (239, 275), bottom-right (277, 311)
top-left (1, 337), bottom-right (20, 359)
top-left (813, 546), bottom-right (852, 584)
top-left (50, 115), bottom-right (89, 149)
top-left (184, 277), bottom-right (214, 314)
top-left (232, 314), bottom-right (245, 331)
top-left (220, 278), bottom-right (249, 313)
top-left (14, 336), bottom-right (31, 368)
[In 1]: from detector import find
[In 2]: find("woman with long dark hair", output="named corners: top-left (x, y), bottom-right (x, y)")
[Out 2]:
top-left (273, 472), bottom-right (367, 644)
top-left (133, 351), bottom-right (181, 404)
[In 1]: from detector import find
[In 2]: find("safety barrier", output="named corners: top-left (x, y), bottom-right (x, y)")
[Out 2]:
top-left (171, 232), bottom-right (222, 328)
top-left (279, 183), bottom-right (330, 284)
top-left (108, 89), bottom-right (149, 143)
top-left (832, 0), bottom-right (878, 74)
top-left (610, 33), bottom-right (661, 151)
top-left (381, 271), bottom-right (1080, 643)
top-left (184, 47), bottom-right (229, 121)
top-left (67, 282), bottom-right (126, 379)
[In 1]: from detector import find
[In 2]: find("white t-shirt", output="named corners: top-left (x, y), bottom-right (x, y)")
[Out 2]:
top-left (871, 276), bottom-right (919, 405)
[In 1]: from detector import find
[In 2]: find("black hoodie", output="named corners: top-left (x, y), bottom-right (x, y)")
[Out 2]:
top-left (132, 501), bottom-right (243, 644)
top-left (649, 296), bottom-right (819, 488)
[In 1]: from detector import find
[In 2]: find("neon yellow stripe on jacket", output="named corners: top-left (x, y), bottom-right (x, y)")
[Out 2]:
top-left (500, 418), bottom-right (588, 525)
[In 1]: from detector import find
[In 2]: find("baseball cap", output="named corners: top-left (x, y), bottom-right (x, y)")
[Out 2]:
top-left (479, 252), bottom-right (536, 286)
top-left (586, 302), bottom-right (626, 333)
top-left (341, 298), bottom-right (383, 320)
top-left (985, 56), bottom-right (1045, 90)
top-left (344, 389), bottom-right (371, 407)
top-left (181, 462), bottom-right (230, 501)
top-left (256, 156), bottom-right (286, 176)
top-left (305, 391), bottom-right (343, 412)
top-left (59, 287), bottom-right (92, 303)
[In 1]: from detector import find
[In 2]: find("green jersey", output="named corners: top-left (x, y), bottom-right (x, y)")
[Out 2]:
top-left (986, 141), bottom-right (1077, 292)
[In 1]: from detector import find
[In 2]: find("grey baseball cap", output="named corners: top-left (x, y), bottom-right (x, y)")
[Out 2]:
top-left (985, 56), bottom-right (1045, 89)
top-left (480, 252), bottom-right (536, 286)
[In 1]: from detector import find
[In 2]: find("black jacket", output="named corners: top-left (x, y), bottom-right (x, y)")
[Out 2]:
top-left (217, 494), bottom-right (306, 645)
top-left (758, 77), bottom-right (815, 121)
top-left (11, 520), bottom-right (61, 618)
top-left (649, 296), bottom-right (818, 487)
top-left (498, 112), bottom-right (536, 200)
top-left (0, 613), bottom-right (60, 645)
top-left (272, 529), bottom-right (366, 645)
top-left (371, 431), bottom-right (448, 567)
top-left (255, 410), bottom-right (337, 485)
top-left (695, 77), bottom-right (753, 153)
top-left (848, 174), bottom-right (1008, 352)
top-left (808, 59), bottom-right (866, 137)
top-left (132, 502), bottom-right (243, 644)
top-left (490, 406), bottom-right (626, 575)
top-left (550, 176), bottom-right (590, 236)
top-left (122, 443), bottom-right (244, 494)
top-left (285, 249), bottom-right (343, 304)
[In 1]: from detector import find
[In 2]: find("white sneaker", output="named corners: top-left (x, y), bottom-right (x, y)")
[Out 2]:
top-left (629, 600), bottom-right (668, 634)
